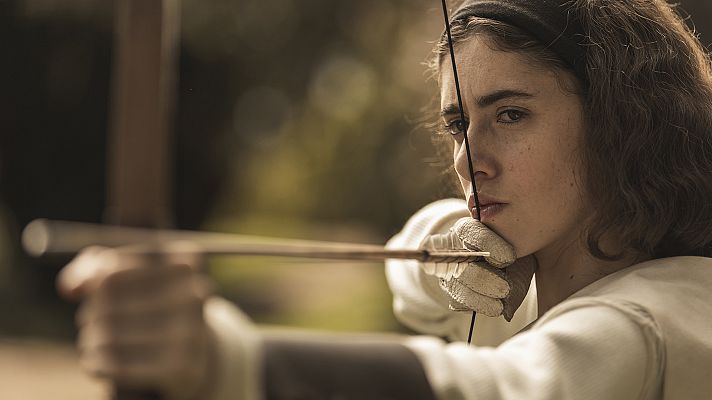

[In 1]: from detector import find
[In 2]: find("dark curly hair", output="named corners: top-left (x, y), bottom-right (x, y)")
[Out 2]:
top-left (431, 0), bottom-right (712, 260)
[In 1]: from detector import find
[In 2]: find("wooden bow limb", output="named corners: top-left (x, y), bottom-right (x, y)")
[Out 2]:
top-left (107, 0), bottom-right (179, 398)
top-left (22, 219), bottom-right (489, 263)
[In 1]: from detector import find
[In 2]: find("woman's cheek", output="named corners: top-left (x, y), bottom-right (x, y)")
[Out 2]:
top-left (459, 176), bottom-right (470, 199)
top-left (505, 216), bottom-right (539, 258)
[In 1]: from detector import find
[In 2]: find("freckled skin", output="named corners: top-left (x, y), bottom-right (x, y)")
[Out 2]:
top-left (440, 40), bottom-right (645, 315)
top-left (440, 38), bottom-right (588, 260)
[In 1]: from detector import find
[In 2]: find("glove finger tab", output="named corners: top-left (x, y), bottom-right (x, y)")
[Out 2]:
top-left (501, 282), bottom-right (530, 322)
top-left (507, 256), bottom-right (537, 284)
top-left (500, 256), bottom-right (537, 321)
top-left (453, 262), bottom-right (510, 298)
top-left (453, 218), bottom-right (515, 267)
top-left (440, 278), bottom-right (504, 317)
top-left (502, 291), bottom-right (527, 322)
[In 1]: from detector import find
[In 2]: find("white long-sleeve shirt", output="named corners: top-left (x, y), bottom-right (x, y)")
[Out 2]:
top-left (386, 199), bottom-right (712, 399)
top-left (205, 199), bottom-right (712, 400)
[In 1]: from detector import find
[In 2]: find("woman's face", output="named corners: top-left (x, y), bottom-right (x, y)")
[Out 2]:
top-left (439, 36), bottom-right (588, 258)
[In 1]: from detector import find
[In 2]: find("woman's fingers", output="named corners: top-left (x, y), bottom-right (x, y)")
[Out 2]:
top-left (77, 313), bottom-right (210, 378)
top-left (78, 330), bottom-right (211, 398)
top-left (455, 262), bottom-right (510, 298)
top-left (440, 278), bottom-right (504, 317)
top-left (442, 256), bottom-right (536, 321)
top-left (453, 218), bottom-right (516, 267)
top-left (57, 243), bottom-right (214, 400)
top-left (57, 246), bottom-right (121, 300)
top-left (76, 286), bottom-right (207, 337)
top-left (75, 264), bottom-right (210, 325)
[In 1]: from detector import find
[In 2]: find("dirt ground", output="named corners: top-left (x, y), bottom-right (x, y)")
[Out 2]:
top-left (0, 338), bottom-right (108, 400)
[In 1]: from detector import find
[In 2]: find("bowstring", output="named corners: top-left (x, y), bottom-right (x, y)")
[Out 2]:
top-left (440, 0), bottom-right (481, 346)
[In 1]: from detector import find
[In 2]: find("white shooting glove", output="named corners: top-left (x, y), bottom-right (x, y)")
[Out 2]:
top-left (420, 217), bottom-right (536, 321)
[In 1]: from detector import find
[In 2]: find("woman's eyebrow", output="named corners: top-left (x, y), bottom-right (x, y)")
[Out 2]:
top-left (441, 89), bottom-right (535, 116)
top-left (477, 89), bottom-right (534, 107)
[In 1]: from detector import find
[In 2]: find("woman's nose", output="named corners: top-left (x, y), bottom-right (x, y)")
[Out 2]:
top-left (453, 132), bottom-right (493, 184)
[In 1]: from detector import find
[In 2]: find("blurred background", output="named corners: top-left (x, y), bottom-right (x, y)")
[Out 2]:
top-left (0, 0), bottom-right (711, 398)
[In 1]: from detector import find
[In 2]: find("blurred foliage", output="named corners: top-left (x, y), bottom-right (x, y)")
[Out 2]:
top-left (188, 0), bottom-right (456, 333)
top-left (0, 0), bottom-right (454, 337)
top-left (193, 0), bottom-right (456, 232)
top-left (1, 0), bottom-right (711, 338)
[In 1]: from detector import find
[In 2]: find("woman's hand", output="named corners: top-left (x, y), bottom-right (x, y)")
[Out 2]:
top-left (57, 243), bottom-right (215, 400)
top-left (420, 217), bottom-right (536, 321)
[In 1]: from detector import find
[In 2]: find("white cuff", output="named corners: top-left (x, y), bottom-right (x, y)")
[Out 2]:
top-left (204, 297), bottom-right (264, 400)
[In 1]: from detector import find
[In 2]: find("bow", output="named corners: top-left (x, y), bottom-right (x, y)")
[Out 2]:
top-left (439, 0), bottom-right (481, 345)
top-left (105, 0), bottom-right (180, 398)
top-left (20, 2), bottom-right (490, 397)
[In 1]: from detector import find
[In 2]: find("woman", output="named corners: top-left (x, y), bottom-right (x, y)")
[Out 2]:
top-left (58, 0), bottom-right (712, 399)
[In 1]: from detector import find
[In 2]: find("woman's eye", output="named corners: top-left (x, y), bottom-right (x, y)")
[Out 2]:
top-left (445, 119), bottom-right (468, 136)
top-left (497, 109), bottom-right (527, 123)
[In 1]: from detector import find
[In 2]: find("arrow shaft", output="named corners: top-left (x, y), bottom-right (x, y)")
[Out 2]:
top-left (23, 219), bottom-right (489, 262)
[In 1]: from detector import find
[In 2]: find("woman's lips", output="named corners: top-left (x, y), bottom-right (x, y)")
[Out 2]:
top-left (468, 194), bottom-right (507, 221)
top-left (475, 203), bottom-right (506, 221)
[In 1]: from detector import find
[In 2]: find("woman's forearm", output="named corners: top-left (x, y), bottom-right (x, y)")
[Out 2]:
top-left (262, 334), bottom-right (438, 400)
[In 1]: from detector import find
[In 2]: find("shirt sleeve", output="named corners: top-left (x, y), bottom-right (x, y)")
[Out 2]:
top-left (385, 199), bottom-right (537, 345)
top-left (404, 298), bottom-right (664, 400)
top-left (203, 297), bottom-right (264, 400)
